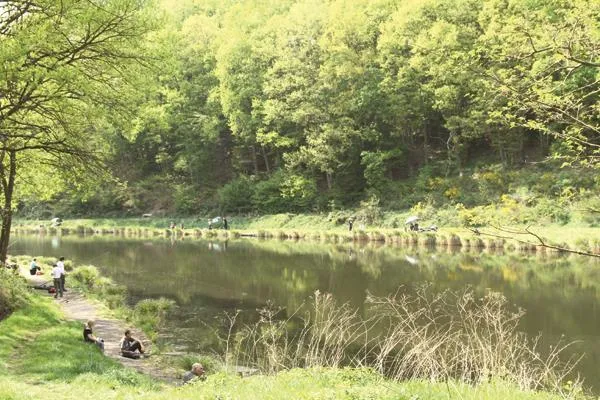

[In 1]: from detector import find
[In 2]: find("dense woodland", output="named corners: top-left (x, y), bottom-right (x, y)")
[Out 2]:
top-left (2, 0), bottom-right (599, 221)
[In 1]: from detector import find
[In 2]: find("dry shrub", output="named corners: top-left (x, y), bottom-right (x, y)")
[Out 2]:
top-left (223, 287), bottom-right (580, 395)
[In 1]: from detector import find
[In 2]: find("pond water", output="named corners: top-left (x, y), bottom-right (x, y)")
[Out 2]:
top-left (9, 234), bottom-right (600, 390)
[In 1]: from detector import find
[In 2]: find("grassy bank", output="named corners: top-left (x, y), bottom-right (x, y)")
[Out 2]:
top-left (0, 265), bottom-right (590, 399)
top-left (12, 214), bottom-right (600, 255)
top-left (0, 298), bottom-right (585, 400)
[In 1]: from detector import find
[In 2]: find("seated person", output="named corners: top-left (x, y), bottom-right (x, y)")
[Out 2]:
top-left (182, 363), bottom-right (205, 384)
top-left (83, 320), bottom-right (104, 352)
top-left (30, 258), bottom-right (41, 275)
top-left (120, 329), bottom-right (145, 359)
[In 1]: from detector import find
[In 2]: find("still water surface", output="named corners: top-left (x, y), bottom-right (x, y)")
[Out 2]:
top-left (9, 234), bottom-right (600, 389)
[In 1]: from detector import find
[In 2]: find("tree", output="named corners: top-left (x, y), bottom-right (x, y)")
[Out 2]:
top-left (0, 0), bottom-right (156, 261)
top-left (475, 0), bottom-right (600, 167)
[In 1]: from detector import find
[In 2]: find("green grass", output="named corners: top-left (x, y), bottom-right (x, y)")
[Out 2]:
top-left (0, 366), bottom-right (581, 400)
top-left (0, 292), bottom-right (588, 399)
top-left (0, 296), bottom-right (157, 387)
top-left (12, 214), bottom-right (600, 255)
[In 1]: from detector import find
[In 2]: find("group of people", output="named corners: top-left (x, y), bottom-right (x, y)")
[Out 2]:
top-left (83, 321), bottom-right (205, 383)
top-left (50, 257), bottom-right (67, 298)
top-left (208, 217), bottom-right (228, 230)
top-left (169, 222), bottom-right (185, 229)
top-left (83, 321), bottom-right (145, 358)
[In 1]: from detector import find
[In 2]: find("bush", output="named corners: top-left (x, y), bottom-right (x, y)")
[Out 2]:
top-left (252, 172), bottom-right (288, 214)
top-left (69, 266), bottom-right (101, 291)
top-left (174, 184), bottom-right (200, 215)
top-left (530, 198), bottom-right (571, 225)
top-left (355, 195), bottom-right (383, 226)
top-left (132, 298), bottom-right (176, 336)
top-left (0, 269), bottom-right (30, 320)
top-left (280, 175), bottom-right (317, 211)
top-left (218, 176), bottom-right (254, 213)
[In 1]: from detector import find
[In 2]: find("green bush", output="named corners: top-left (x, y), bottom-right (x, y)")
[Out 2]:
top-left (280, 175), bottom-right (317, 211)
top-left (530, 198), bottom-right (571, 225)
top-left (218, 176), bottom-right (254, 213)
top-left (174, 184), bottom-right (200, 215)
top-left (69, 266), bottom-right (101, 291)
top-left (355, 195), bottom-right (383, 226)
top-left (132, 298), bottom-right (176, 336)
top-left (252, 172), bottom-right (288, 214)
top-left (0, 269), bottom-right (30, 319)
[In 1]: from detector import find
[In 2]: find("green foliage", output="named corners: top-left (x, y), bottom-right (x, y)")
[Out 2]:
top-left (355, 194), bottom-right (383, 226)
top-left (132, 298), bottom-right (176, 337)
top-left (10, 0), bottom-right (600, 221)
top-left (280, 174), bottom-right (317, 211)
top-left (251, 172), bottom-right (288, 214)
top-left (0, 269), bottom-right (31, 320)
top-left (218, 176), bottom-right (255, 213)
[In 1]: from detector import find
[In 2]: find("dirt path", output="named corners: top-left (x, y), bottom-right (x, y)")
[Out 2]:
top-left (21, 267), bottom-right (180, 384)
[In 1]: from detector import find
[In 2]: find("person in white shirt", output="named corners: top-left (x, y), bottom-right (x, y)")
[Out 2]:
top-left (51, 264), bottom-right (63, 298)
top-left (57, 257), bottom-right (66, 292)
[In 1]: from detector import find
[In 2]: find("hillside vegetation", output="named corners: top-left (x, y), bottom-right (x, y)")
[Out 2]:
top-left (11, 0), bottom-right (599, 221)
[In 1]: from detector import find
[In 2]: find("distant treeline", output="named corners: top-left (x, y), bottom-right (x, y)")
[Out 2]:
top-left (22, 0), bottom-right (599, 217)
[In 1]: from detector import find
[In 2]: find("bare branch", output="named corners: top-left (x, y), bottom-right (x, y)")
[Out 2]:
top-left (468, 226), bottom-right (600, 258)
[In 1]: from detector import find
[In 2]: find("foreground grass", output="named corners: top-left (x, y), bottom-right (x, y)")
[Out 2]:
top-left (0, 291), bottom-right (587, 399)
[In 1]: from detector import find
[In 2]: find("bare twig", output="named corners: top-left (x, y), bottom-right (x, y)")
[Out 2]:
top-left (467, 225), bottom-right (600, 258)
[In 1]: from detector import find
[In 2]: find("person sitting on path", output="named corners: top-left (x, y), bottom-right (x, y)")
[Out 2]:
top-left (182, 363), bottom-right (205, 384)
top-left (83, 320), bottom-right (105, 352)
top-left (51, 264), bottom-right (63, 298)
top-left (120, 329), bottom-right (145, 359)
top-left (57, 257), bottom-right (67, 292)
top-left (29, 258), bottom-right (41, 275)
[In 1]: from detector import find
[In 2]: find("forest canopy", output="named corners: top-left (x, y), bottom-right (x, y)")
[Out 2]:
top-left (5, 0), bottom-right (599, 219)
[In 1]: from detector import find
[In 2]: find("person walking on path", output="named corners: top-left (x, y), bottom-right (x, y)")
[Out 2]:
top-left (223, 217), bottom-right (228, 230)
top-left (57, 257), bottom-right (67, 292)
top-left (51, 264), bottom-right (63, 298)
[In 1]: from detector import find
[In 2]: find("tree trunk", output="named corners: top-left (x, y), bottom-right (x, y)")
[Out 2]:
top-left (326, 172), bottom-right (333, 190)
top-left (423, 124), bottom-right (429, 165)
top-left (0, 150), bottom-right (16, 264)
top-left (261, 146), bottom-right (270, 174)
top-left (250, 145), bottom-right (259, 174)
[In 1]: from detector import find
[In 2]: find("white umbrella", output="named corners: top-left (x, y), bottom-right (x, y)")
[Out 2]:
top-left (404, 216), bottom-right (419, 225)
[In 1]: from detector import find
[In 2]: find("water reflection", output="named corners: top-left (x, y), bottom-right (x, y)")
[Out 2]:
top-left (8, 234), bottom-right (600, 390)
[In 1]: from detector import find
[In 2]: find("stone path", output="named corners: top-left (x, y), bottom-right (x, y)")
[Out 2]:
top-left (21, 267), bottom-right (179, 384)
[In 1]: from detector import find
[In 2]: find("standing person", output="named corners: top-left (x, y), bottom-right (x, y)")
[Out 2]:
top-left (57, 257), bottom-right (66, 292)
top-left (83, 320), bottom-right (104, 352)
top-left (348, 218), bottom-right (353, 232)
top-left (120, 329), bottom-right (145, 359)
top-left (223, 217), bottom-right (228, 230)
top-left (29, 258), bottom-right (41, 275)
top-left (51, 264), bottom-right (63, 298)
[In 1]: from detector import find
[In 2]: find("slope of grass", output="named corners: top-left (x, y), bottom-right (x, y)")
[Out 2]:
top-left (0, 290), bottom-right (588, 399)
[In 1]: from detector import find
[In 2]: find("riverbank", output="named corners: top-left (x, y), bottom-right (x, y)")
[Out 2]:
top-left (0, 295), bottom-right (586, 400)
top-left (16, 263), bottom-right (180, 383)
top-left (12, 215), bottom-right (600, 256)
top-left (0, 259), bottom-right (590, 399)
